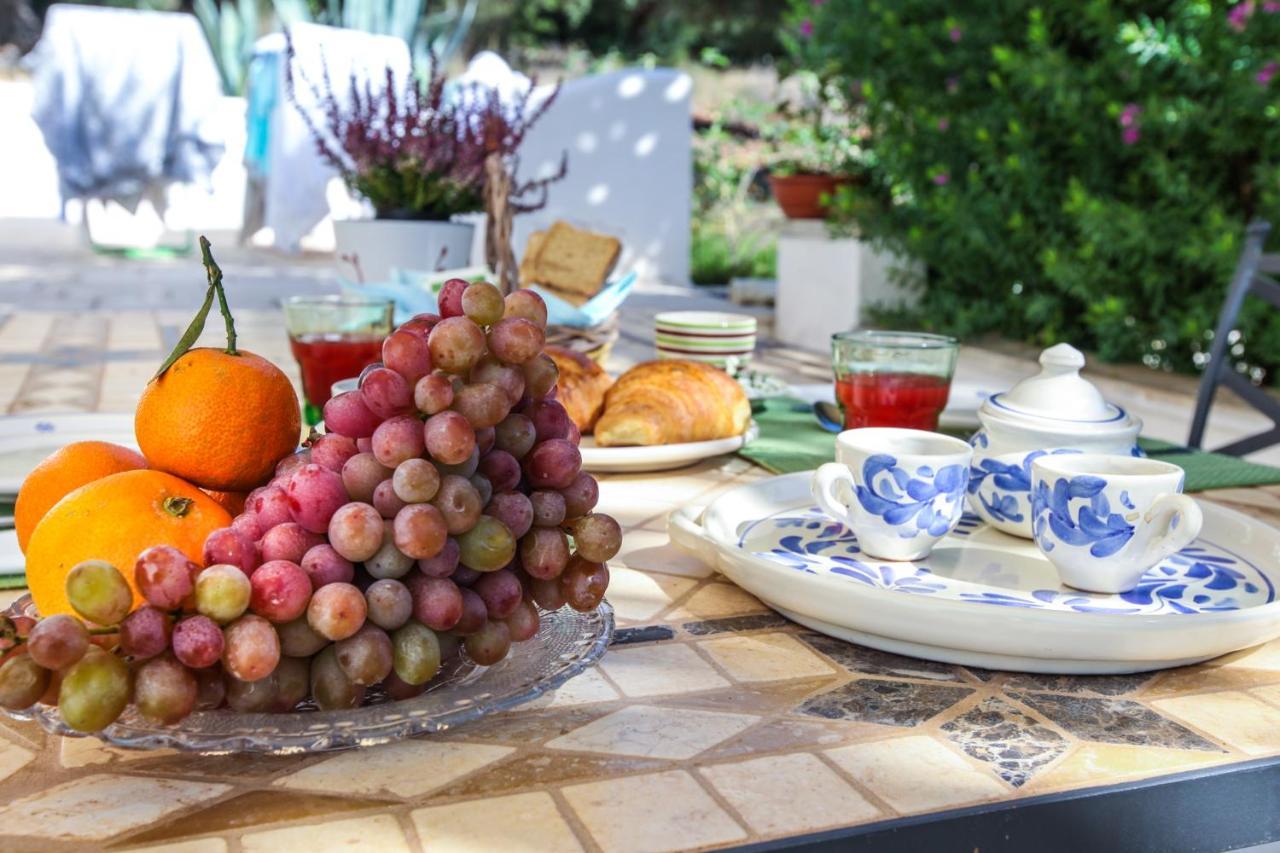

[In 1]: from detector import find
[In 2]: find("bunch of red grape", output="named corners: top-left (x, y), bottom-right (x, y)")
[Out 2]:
top-left (0, 280), bottom-right (618, 732)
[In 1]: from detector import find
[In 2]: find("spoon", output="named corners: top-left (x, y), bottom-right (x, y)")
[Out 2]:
top-left (813, 401), bottom-right (843, 433)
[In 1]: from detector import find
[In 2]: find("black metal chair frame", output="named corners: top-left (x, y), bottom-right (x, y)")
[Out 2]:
top-left (1188, 220), bottom-right (1280, 456)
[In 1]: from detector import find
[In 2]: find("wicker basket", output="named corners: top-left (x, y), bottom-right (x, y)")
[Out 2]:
top-left (545, 314), bottom-right (620, 366)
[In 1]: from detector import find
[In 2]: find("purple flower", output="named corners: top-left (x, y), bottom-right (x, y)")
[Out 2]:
top-left (1258, 61), bottom-right (1279, 85)
top-left (946, 76), bottom-right (960, 93)
top-left (1122, 127), bottom-right (1141, 145)
top-left (799, 18), bottom-right (814, 37)
top-left (937, 117), bottom-right (950, 131)
top-left (1119, 103), bottom-right (1141, 127)
top-left (1266, 1), bottom-right (1280, 11)
top-left (949, 27), bottom-right (963, 43)
top-left (933, 173), bottom-right (950, 186)
top-left (1229, 1), bottom-right (1255, 30)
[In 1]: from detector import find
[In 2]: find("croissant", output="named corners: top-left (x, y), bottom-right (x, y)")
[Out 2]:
top-left (594, 360), bottom-right (751, 446)
top-left (545, 345), bottom-right (613, 432)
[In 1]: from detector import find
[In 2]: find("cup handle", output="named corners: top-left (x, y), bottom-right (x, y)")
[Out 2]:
top-left (813, 463), bottom-right (856, 526)
top-left (1133, 494), bottom-right (1203, 567)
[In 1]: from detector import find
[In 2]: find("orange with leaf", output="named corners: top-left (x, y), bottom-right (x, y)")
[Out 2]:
top-left (14, 441), bottom-right (147, 552)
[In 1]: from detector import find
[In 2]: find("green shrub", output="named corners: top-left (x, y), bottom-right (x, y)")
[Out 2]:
top-left (792, 0), bottom-right (1280, 384)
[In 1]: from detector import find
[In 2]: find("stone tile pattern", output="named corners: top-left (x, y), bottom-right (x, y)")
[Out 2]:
top-left (0, 315), bottom-right (1279, 849)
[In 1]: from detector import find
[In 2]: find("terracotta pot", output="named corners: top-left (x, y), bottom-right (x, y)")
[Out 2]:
top-left (767, 173), bottom-right (856, 219)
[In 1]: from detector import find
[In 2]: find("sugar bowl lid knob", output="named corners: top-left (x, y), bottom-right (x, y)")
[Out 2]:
top-left (997, 343), bottom-right (1117, 421)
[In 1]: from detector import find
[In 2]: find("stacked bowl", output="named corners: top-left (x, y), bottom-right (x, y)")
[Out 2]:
top-left (654, 311), bottom-right (757, 369)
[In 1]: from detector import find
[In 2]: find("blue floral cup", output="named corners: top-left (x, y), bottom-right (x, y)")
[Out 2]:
top-left (812, 428), bottom-right (973, 561)
top-left (1030, 454), bottom-right (1203, 593)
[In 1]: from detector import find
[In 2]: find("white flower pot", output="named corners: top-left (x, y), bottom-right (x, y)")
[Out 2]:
top-left (333, 219), bottom-right (476, 283)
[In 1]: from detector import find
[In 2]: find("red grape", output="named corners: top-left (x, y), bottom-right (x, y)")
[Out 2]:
top-left (417, 537), bottom-right (460, 578)
top-left (528, 399), bottom-right (573, 442)
top-left (382, 670), bottom-right (427, 700)
top-left (202, 525), bottom-right (254, 571)
top-left (439, 446), bottom-right (481, 479)
top-left (464, 620), bottom-right (511, 665)
top-left (172, 616), bottom-right (224, 669)
top-left (393, 503), bottom-right (448, 560)
top-left (454, 587), bottom-right (488, 634)
top-left (530, 575), bottom-right (566, 610)
top-left (476, 426), bottom-right (496, 455)
top-left (494, 413), bottom-right (537, 458)
top-left (119, 607), bottom-right (170, 661)
top-left (382, 328), bottom-right (433, 383)
top-left (461, 281), bottom-right (505, 326)
top-left (323, 391), bottom-right (381, 438)
top-left (223, 614), bottom-right (281, 682)
top-left (485, 491), bottom-right (533, 539)
top-left (530, 490), bottom-right (566, 527)
top-left (372, 414), bottom-right (427, 468)
top-left (451, 565), bottom-right (481, 587)
top-left (247, 484), bottom-right (292, 530)
top-left (406, 575), bottom-right (463, 631)
top-left (360, 367), bottom-right (414, 418)
top-left (471, 358), bottom-right (526, 406)
top-left (393, 457), bottom-right (440, 503)
top-left (310, 433), bottom-right (359, 472)
top-left (451, 382), bottom-right (511, 429)
top-left (193, 666), bottom-right (226, 709)
top-left (307, 582), bottom-right (367, 641)
top-left (414, 373), bottom-right (455, 415)
top-left (0, 654), bottom-right (47, 712)
top-left (572, 514), bottom-right (623, 562)
top-left (365, 578), bottom-right (413, 630)
top-left (135, 545), bottom-right (197, 609)
top-left (432, 475), bottom-right (483, 535)
top-left (312, 645), bottom-right (365, 710)
top-left (356, 437), bottom-right (373, 453)
top-left (134, 656), bottom-right (198, 724)
top-left (521, 353), bottom-right (559, 399)
top-left (275, 449), bottom-right (311, 479)
top-left (505, 598), bottom-right (540, 642)
top-left (424, 410), bottom-right (476, 465)
top-left (524, 439), bottom-right (581, 489)
top-left (341, 452), bottom-right (392, 503)
top-left (277, 616), bottom-right (328, 657)
top-left (249, 560), bottom-right (312, 622)
top-left (560, 472), bottom-right (599, 519)
top-left (300, 543), bottom-right (355, 589)
top-left (27, 614), bottom-right (89, 669)
top-left (271, 656), bottom-right (310, 712)
top-left (231, 512), bottom-right (262, 543)
top-left (521, 527), bottom-right (570, 579)
top-left (438, 278), bottom-right (468, 319)
top-left (328, 503), bottom-right (384, 562)
top-left (260, 521), bottom-right (324, 564)
top-left (335, 624), bottom-right (394, 685)
top-left (560, 557), bottom-right (610, 612)
top-left (503, 289), bottom-right (547, 328)
top-left (488, 317), bottom-right (545, 365)
top-left (473, 569), bottom-right (522, 619)
top-left (565, 420), bottom-right (581, 446)
top-left (429, 316), bottom-right (487, 374)
top-left (400, 312), bottom-right (441, 335)
top-left (285, 464), bottom-right (349, 533)
top-left (479, 450), bottom-right (521, 493)
top-left (373, 478), bottom-right (408, 519)
top-left (367, 523), bottom-right (416, 579)
top-left (469, 473), bottom-right (493, 506)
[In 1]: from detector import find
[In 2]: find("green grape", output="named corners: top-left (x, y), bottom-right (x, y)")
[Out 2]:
top-left (133, 656), bottom-right (198, 725)
top-left (225, 670), bottom-right (278, 712)
top-left (456, 516), bottom-right (516, 573)
top-left (311, 645), bottom-right (365, 710)
top-left (65, 560), bottom-right (133, 626)
top-left (0, 654), bottom-right (50, 711)
top-left (392, 622), bottom-right (442, 686)
top-left (194, 564), bottom-right (252, 624)
top-left (59, 648), bottom-right (131, 732)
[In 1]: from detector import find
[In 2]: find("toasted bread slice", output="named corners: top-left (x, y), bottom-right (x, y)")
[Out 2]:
top-left (530, 221), bottom-right (620, 297)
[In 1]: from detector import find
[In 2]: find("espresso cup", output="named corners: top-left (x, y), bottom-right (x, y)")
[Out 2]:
top-left (1029, 454), bottom-right (1203, 594)
top-left (812, 428), bottom-right (973, 561)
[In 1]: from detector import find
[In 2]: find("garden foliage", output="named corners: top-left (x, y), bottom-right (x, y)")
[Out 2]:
top-left (791, 0), bottom-right (1280, 383)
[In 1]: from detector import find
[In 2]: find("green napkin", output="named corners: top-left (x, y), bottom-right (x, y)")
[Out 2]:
top-left (739, 397), bottom-right (1280, 493)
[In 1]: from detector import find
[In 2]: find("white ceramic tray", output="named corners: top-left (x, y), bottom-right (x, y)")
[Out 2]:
top-left (579, 421), bottom-right (759, 473)
top-left (0, 413), bottom-right (138, 495)
top-left (669, 472), bottom-right (1280, 674)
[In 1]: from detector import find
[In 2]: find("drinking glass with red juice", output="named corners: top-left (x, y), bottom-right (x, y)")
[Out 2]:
top-left (283, 296), bottom-right (394, 424)
top-left (832, 331), bottom-right (959, 431)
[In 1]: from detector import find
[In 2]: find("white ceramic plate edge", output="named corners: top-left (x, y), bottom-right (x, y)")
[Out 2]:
top-left (579, 421), bottom-right (760, 473)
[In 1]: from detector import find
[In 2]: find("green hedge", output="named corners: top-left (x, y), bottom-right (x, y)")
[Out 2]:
top-left (791, 0), bottom-right (1280, 383)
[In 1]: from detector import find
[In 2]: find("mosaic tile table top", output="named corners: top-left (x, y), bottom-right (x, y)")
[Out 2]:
top-left (1, 304), bottom-right (1280, 851)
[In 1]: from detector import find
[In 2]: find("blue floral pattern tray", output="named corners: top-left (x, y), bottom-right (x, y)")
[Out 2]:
top-left (670, 472), bottom-right (1280, 674)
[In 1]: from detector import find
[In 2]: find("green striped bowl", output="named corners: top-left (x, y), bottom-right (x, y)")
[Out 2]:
top-left (654, 311), bottom-right (757, 368)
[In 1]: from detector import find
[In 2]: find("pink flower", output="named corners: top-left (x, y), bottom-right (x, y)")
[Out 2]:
top-left (1229, 1), bottom-right (1255, 30)
top-left (1119, 103), bottom-right (1141, 127)
top-left (1122, 127), bottom-right (1141, 145)
top-left (1258, 61), bottom-right (1279, 85)
top-left (799, 18), bottom-right (814, 37)
top-left (1266, 1), bottom-right (1280, 11)
top-left (949, 27), bottom-right (963, 43)
top-left (933, 173), bottom-right (950, 186)
top-left (937, 117), bottom-right (950, 131)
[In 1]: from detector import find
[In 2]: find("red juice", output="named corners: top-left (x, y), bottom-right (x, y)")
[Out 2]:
top-left (289, 333), bottom-right (386, 408)
top-left (836, 372), bottom-right (952, 431)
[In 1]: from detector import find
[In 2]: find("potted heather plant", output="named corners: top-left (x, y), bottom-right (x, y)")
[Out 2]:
top-left (286, 41), bottom-right (563, 280)
top-left (764, 72), bottom-right (870, 219)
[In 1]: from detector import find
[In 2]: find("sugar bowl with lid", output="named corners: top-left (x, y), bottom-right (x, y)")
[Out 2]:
top-left (967, 343), bottom-right (1142, 538)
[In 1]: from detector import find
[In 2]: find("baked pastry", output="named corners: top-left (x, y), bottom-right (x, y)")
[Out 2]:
top-left (594, 360), bottom-right (750, 446)
top-left (519, 221), bottom-right (621, 301)
top-left (546, 345), bottom-right (613, 433)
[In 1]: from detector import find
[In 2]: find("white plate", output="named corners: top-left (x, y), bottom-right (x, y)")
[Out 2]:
top-left (0, 413), bottom-right (138, 495)
top-left (669, 472), bottom-right (1280, 674)
top-left (0, 530), bottom-right (21, 577)
top-left (789, 381), bottom-right (991, 430)
top-left (579, 421), bottom-right (760, 473)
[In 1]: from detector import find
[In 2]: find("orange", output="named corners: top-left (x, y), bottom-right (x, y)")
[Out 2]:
top-left (14, 441), bottom-right (148, 552)
top-left (202, 489), bottom-right (247, 516)
top-left (135, 348), bottom-right (301, 492)
top-left (25, 469), bottom-right (231, 617)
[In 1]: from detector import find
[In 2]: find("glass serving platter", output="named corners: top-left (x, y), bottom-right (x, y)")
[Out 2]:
top-left (1, 595), bottom-right (613, 753)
